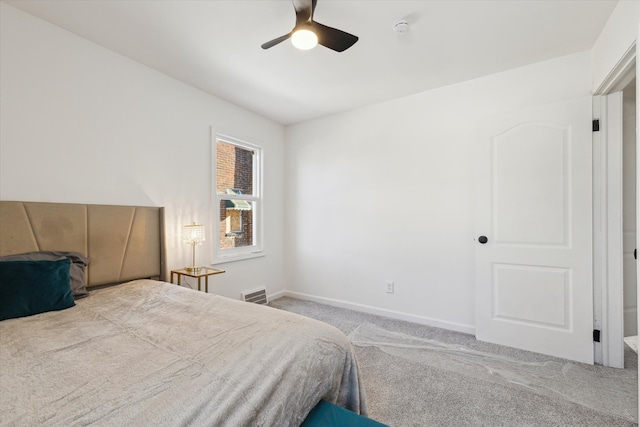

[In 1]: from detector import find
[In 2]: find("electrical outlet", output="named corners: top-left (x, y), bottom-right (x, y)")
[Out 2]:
top-left (386, 281), bottom-right (394, 294)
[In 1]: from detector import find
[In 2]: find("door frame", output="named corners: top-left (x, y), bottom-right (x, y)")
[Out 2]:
top-left (592, 42), bottom-right (636, 368)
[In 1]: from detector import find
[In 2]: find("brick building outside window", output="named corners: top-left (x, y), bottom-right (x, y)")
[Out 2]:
top-left (214, 135), bottom-right (263, 260)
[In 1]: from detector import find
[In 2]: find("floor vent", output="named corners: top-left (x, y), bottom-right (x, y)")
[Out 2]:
top-left (241, 287), bottom-right (268, 305)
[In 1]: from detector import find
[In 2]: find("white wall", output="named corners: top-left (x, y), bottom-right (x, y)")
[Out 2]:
top-left (284, 52), bottom-right (592, 333)
top-left (0, 3), bottom-right (285, 299)
top-left (591, 0), bottom-right (640, 92)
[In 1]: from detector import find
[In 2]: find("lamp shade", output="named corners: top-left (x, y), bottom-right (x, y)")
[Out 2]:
top-left (183, 223), bottom-right (205, 245)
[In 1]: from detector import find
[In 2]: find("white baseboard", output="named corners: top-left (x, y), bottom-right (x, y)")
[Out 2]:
top-left (267, 289), bottom-right (286, 301)
top-left (278, 290), bottom-right (476, 335)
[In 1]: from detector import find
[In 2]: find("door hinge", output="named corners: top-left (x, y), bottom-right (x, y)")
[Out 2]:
top-left (593, 329), bottom-right (601, 342)
top-left (592, 119), bottom-right (600, 132)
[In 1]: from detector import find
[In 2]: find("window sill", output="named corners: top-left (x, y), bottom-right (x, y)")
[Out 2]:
top-left (211, 251), bottom-right (265, 265)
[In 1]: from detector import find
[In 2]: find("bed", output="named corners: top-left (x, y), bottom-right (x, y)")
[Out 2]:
top-left (0, 201), bottom-right (366, 426)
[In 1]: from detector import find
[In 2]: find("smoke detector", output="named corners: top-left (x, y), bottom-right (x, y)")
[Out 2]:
top-left (393, 19), bottom-right (409, 33)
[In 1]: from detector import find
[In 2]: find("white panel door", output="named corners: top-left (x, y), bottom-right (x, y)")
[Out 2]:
top-left (475, 97), bottom-right (593, 364)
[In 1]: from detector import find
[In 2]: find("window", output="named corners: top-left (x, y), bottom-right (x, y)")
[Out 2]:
top-left (213, 134), bottom-right (263, 261)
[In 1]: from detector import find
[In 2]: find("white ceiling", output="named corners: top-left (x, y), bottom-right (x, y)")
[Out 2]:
top-left (6, 0), bottom-right (617, 125)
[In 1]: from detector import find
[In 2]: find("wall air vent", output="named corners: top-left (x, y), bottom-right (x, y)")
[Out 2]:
top-left (241, 287), bottom-right (268, 305)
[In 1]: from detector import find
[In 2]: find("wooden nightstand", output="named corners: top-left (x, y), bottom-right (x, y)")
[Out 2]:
top-left (170, 267), bottom-right (226, 293)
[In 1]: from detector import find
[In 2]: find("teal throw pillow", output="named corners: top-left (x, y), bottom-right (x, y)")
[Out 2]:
top-left (0, 258), bottom-right (75, 321)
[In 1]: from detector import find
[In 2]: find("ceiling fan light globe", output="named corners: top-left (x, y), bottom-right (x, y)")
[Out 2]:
top-left (291, 29), bottom-right (318, 50)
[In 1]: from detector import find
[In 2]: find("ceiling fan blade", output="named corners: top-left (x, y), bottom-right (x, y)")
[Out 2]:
top-left (312, 21), bottom-right (359, 52)
top-left (293, 0), bottom-right (314, 26)
top-left (261, 33), bottom-right (292, 50)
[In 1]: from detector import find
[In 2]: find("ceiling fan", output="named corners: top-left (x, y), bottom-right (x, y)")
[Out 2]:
top-left (261, 0), bottom-right (358, 52)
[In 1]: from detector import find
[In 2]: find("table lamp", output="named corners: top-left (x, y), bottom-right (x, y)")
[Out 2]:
top-left (183, 222), bottom-right (205, 273)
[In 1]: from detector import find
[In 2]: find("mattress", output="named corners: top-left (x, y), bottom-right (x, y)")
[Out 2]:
top-left (0, 280), bottom-right (366, 426)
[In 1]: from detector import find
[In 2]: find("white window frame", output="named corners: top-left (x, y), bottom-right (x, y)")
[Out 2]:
top-left (212, 132), bottom-right (264, 263)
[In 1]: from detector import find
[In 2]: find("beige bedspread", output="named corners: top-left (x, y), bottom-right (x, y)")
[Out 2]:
top-left (0, 280), bottom-right (366, 426)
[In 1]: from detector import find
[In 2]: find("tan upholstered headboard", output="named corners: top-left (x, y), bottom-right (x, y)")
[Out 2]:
top-left (0, 201), bottom-right (165, 287)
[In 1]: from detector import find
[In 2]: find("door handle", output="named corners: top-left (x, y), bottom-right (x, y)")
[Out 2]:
top-left (634, 249), bottom-right (637, 260)
top-left (478, 236), bottom-right (488, 244)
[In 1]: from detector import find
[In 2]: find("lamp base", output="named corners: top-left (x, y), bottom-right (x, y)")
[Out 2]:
top-left (185, 266), bottom-right (203, 274)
